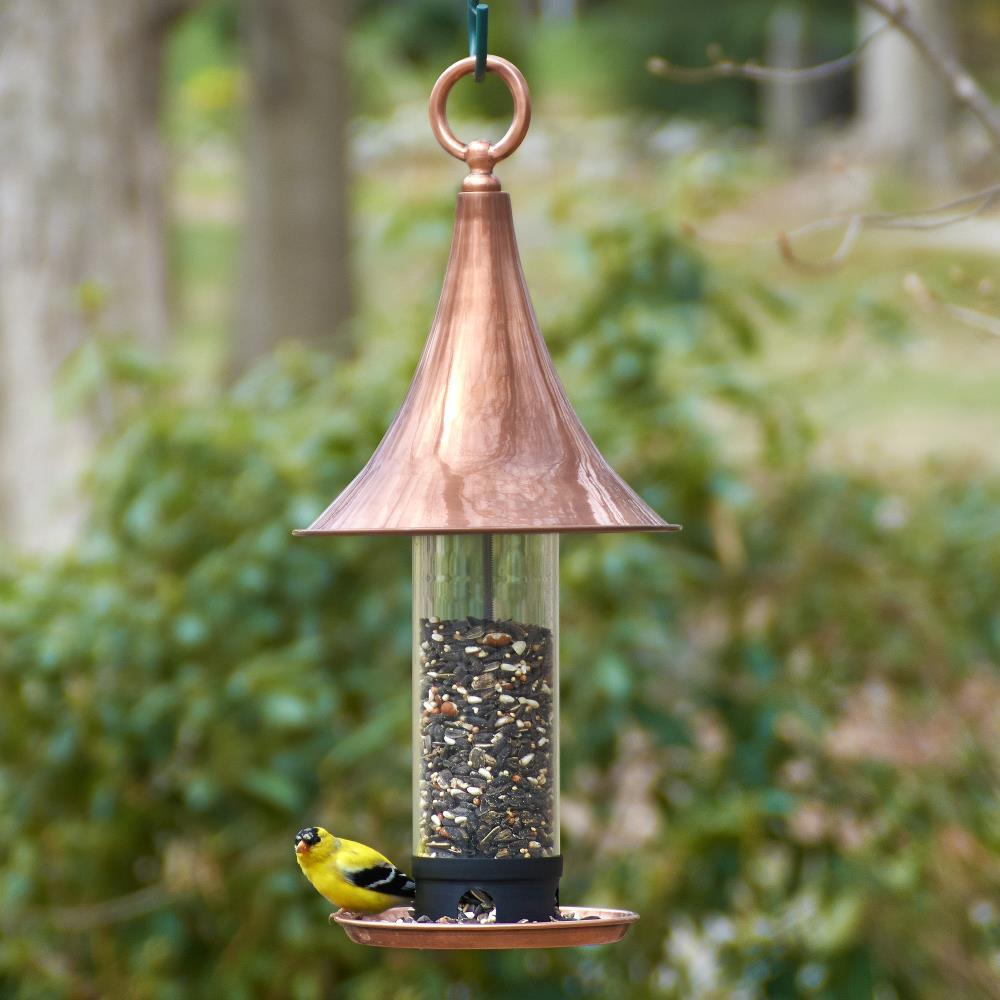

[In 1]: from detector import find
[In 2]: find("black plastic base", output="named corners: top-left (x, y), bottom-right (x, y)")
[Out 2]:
top-left (412, 856), bottom-right (563, 923)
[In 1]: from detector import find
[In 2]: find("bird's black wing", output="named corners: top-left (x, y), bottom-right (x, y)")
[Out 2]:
top-left (346, 863), bottom-right (415, 899)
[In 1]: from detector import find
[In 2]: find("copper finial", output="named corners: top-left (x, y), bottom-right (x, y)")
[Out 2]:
top-left (296, 57), bottom-right (679, 536)
top-left (428, 55), bottom-right (531, 192)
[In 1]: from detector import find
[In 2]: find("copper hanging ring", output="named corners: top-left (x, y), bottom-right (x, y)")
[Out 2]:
top-left (429, 55), bottom-right (531, 191)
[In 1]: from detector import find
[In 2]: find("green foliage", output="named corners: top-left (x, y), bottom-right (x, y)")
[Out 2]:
top-left (164, 1), bottom-right (241, 142)
top-left (1, 213), bottom-right (999, 999)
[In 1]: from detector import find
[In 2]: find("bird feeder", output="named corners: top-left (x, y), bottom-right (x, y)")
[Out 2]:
top-left (296, 54), bottom-right (679, 949)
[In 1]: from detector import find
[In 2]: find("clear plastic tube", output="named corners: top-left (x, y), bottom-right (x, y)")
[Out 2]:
top-left (413, 533), bottom-right (559, 860)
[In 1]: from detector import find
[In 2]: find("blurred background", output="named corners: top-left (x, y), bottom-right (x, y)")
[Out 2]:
top-left (1, 1), bottom-right (999, 997)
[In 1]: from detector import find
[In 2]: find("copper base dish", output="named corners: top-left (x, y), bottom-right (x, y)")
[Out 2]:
top-left (331, 906), bottom-right (638, 950)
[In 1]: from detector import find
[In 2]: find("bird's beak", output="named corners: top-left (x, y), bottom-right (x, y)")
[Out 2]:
top-left (295, 841), bottom-right (309, 855)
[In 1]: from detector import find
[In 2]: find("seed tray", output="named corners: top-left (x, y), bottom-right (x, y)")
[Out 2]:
top-left (332, 906), bottom-right (639, 950)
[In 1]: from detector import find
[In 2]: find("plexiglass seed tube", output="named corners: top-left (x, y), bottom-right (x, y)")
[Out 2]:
top-left (412, 534), bottom-right (561, 918)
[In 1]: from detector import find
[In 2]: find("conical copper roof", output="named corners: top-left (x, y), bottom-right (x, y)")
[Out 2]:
top-left (296, 192), bottom-right (678, 536)
top-left (296, 55), bottom-right (678, 536)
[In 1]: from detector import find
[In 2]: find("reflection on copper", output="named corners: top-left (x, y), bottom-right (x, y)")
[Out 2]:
top-left (296, 58), bottom-right (679, 537)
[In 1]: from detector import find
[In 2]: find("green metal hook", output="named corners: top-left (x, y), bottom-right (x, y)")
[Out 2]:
top-left (467, 0), bottom-right (488, 82)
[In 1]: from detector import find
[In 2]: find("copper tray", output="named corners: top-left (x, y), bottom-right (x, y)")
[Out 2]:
top-left (332, 906), bottom-right (638, 950)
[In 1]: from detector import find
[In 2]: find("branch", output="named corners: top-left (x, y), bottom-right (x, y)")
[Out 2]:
top-left (685, 183), bottom-right (1000, 271)
top-left (777, 214), bottom-right (863, 272)
top-left (776, 183), bottom-right (1000, 269)
top-left (942, 303), bottom-right (1000, 339)
top-left (859, 0), bottom-right (1000, 153)
top-left (903, 273), bottom-right (1000, 340)
top-left (648, 23), bottom-right (891, 85)
top-left (648, 1), bottom-right (1000, 154)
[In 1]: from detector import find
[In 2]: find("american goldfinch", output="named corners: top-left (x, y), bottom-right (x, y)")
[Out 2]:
top-left (293, 826), bottom-right (415, 914)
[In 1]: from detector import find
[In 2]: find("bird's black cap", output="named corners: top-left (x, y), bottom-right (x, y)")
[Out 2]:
top-left (295, 827), bottom-right (321, 847)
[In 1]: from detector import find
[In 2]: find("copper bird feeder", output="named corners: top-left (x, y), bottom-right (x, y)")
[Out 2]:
top-left (297, 53), bottom-right (679, 949)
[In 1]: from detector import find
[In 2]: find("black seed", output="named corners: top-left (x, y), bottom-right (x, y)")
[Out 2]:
top-left (417, 616), bottom-right (555, 859)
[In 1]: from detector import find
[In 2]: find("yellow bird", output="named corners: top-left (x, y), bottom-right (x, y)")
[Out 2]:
top-left (293, 826), bottom-right (415, 914)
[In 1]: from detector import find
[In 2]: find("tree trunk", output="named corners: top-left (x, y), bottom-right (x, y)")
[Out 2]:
top-left (0, 0), bottom-right (170, 552)
top-left (237, 0), bottom-right (352, 369)
top-left (762, 4), bottom-right (816, 156)
top-left (858, 0), bottom-right (955, 173)
top-left (540, 0), bottom-right (577, 19)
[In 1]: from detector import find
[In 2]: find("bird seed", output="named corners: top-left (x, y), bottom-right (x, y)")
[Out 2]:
top-left (418, 616), bottom-right (555, 859)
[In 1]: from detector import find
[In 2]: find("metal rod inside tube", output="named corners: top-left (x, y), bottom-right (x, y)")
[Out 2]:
top-left (482, 533), bottom-right (494, 620)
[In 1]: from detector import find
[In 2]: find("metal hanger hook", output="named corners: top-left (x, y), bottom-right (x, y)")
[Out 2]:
top-left (467, 1), bottom-right (488, 82)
